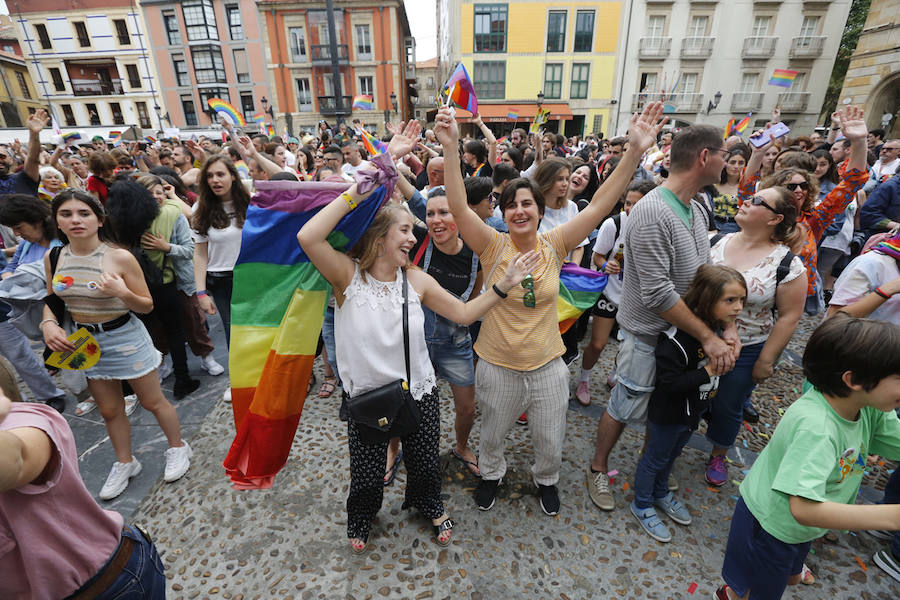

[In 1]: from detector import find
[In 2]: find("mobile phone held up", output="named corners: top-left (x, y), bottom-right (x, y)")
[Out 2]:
top-left (749, 122), bottom-right (791, 148)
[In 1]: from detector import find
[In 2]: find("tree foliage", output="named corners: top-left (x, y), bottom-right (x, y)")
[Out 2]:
top-left (821, 0), bottom-right (872, 121)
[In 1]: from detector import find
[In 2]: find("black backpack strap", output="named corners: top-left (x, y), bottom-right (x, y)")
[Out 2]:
top-left (709, 232), bottom-right (725, 248)
top-left (49, 245), bottom-right (62, 277)
top-left (775, 251), bottom-right (795, 288)
top-left (611, 212), bottom-right (622, 240)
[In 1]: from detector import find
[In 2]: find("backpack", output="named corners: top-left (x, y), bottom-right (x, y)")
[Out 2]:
top-left (709, 232), bottom-right (795, 315)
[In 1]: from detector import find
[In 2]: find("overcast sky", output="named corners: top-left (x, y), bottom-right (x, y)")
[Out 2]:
top-left (405, 0), bottom-right (437, 61)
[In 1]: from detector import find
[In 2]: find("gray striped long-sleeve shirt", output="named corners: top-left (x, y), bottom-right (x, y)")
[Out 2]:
top-left (616, 188), bottom-right (710, 338)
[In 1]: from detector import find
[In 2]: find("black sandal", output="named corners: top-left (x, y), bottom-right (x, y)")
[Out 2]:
top-left (433, 518), bottom-right (454, 546)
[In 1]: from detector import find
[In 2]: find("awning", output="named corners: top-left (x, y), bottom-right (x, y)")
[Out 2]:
top-left (447, 103), bottom-right (573, 123)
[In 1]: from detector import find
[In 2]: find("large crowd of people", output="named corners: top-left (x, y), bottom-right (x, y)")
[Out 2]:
top-left (1, 101), bottom-right (899, 599)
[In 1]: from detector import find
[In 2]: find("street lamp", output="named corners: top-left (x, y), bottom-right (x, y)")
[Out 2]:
top-left (260, 96), bottom-right (275, 119)
top-left (706, 90), bottom-right (722, 115)
top-left (537, 91), bottom-right (545, 109)
top-left (390, 91), bottom-right (398, 114)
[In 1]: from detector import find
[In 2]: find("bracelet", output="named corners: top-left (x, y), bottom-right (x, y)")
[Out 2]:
top-left (340, 192), bottom-right (357, 210)
top-left (874, 287), bottom-right (892, 300)
top-left (600, 261), bottom-right (607, 271)
top-left (196, 290), bottom-right (208, 298)
top-left (39, 318), bottom-right (59, 329)
top-left (492, 284), bottom-right (508, 299)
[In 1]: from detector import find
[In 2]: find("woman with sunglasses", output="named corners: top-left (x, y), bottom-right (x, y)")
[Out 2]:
top-left (434, 102), bottom-right (666, 516)
top-left (739, 106), bottom-right (870, 315)
top-left (703, 188), bottom-right (806, 486)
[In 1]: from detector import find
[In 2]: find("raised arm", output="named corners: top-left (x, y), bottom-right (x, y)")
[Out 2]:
top-left (235, 135), bottom-right (281, 177)
top-left (435, 107), bottom-right (494, 255)
top-left (473, 114), bottom-right (498, 167)
top-left (296, 184), bottom-right (360, 295)
top-left (24, 109), bottom-right (49, 184)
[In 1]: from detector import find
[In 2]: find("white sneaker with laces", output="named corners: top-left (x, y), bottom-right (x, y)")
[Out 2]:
top-left (200, 354), bottom-right (225, 376)
top-left (99, 458), bottom-right (142, 500)
top-left (223, 388), bottom-right (232, 403)
top-left (124, 394), bottom-right (139, 416)
top-left (158, 360), bottom-right (173, 381)
top-left (164, 442), bottom-right (192, 482)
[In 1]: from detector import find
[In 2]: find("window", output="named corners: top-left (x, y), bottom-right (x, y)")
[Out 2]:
top-left (751, 16), bottom-right (771, 37)
top-left (164, 12), bottom-right (180, 45)
top-left (226, 5), bottom-right (243, 40)
top-left (740, 72), bottom-right (759, 91)
top-left (181, 94), bottom-right (197, 126)
top-left (544, 63), bottom-right (563, 99)
top-left (240, 93), bottom-right (254, 121)
top-left (680, 72), bottom-right (698, 95)
top-left (296, 78), bottom-right (312, 112)
top-left (570, 63), bottom-right (589, 99)
top-left (15, 72), bottom-right (30, 99)
top-left (125, 64), bottom-right (141, 88)
top-left (61, 104), bottom-right (76, 126)
top-left (646, 15), bottom-right (665, 38)
top-left (792, 72), bottom-right (807, 91)
top-left (574, 11), bottom-right (594, 52)
top-left (474, 4), bottom-right (507, 53)
top-left (355, 25), bottom-right (372, 59)
top-left (472, 61), bottom-right (505, 99)
top-left (49, 67), bottom-right (65, 91)
top-left (799, 16), bottom-right (819, 38)
top-left (74, 22), bottom-right (90, 47)
top-left (173, 57), bottom-right (190, 86)
top-left (546, 11), bottom-right (566, 52)
top-left (109, 102), bottom-right (124, 125)
top-left (86, 103), bottom-right (100, 125)
top-left (233, 49), bottom-right (250, 83)
top-left (191, 45), bottom-right (226, 83)
top-left (639, 72), bottom-right (657, 93)
top-left (687, 15), bottom-right (708, 37)
top-left (35, 24), bottom-right (52, 49)
top-left (289, 27), bottom-right (307, 62)
top-left (136, 101), bottom-right (151, 128)
top-left (359, 75), bottom-right (374, 98)
top-left (182, 0), bottom-right (218, 42)
top-left (114, 19), bottom-right (130, 45)
top-left (198, 88), bottom-right (230, 118)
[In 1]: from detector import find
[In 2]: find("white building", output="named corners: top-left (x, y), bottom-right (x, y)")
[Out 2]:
top-left (610, 0), bottom-right (852, 135)
top-left (14, 1), bottom-right (165, 130)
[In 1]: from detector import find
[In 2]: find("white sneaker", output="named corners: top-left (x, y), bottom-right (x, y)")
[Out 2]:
top-left (223, 388), bottom-right (232, 403)
top-left (200, 354), bottom-right (225, 376)
top-left (158, 359), bottom-right (173, 382)
top-left (164, 442), bottom-right (192, 482)
top-left (99, 458), bottom-right (142, 500)
top-left (124, 394), bottom-right (139, 416)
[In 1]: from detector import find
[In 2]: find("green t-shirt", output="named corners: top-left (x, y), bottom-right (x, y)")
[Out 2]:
top-left (658, 187), bottom-right (693, 229)
top-left (740, 387), bottom-right (900, 544)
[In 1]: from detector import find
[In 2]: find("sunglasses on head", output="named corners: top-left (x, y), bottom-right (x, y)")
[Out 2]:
top-left (749, 195), bottom-right (778, 213)
top-left (785, 181), bottom-right (809, 191)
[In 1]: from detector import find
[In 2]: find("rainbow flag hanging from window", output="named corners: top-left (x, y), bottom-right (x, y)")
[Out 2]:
top-left (734, 113), bottom-right (752, 135)
top-left (352, 95), bottom-right (374, 110)
top-left (768, 69), bottom-right (798, 88)
top-left (442, 63), bottom-right (478, 115)
top-left (557, 263), bottom-right (608, 333)
top-left (223, 179), bottom-right (391, 489)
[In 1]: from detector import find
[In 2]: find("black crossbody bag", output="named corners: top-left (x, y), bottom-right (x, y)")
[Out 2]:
top-left (345, 270), bottom-right (422, 445)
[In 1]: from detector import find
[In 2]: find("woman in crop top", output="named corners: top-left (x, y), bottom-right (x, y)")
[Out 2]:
top-left (41, 189), bottom-right (192, 501)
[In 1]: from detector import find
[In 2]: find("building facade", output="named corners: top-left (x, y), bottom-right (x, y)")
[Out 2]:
top-left (256, 0), bottom-right (415, 136)
top-left (0, 50), bottom-right (45, 127)
top-left (13, 0), bottom-right (166, 130)
top-left (140, 0), bottom-right (269, 129)
top-left (836, 0), bottom-right (899, 138)
top-left (441, 0), bottom-right (624, 138)
top-left (414, 57), bottom-right (439, 123)
top-left (612, 0), bottom-right (852, 136)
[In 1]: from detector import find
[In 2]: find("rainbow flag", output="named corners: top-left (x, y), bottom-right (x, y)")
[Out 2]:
top-left (769, 69), bottom-right (798, 88)
top-left (507, 109), bottom-right (519, 121)
top-left (723, 118), bottom-right (735, 139)
top-left (144, 135), bottom-right (157, 144)
top-left (356, 128), bottom-right (388, 157)
top-left (352, 95), bottom-right (374, 110)
top-left (734, 113), bottom-right (752, 135)
top-left (266, 124), bottom-right (275, 137)
top-left (223, 179), bottom-right (391, 489)
top-left (252, 112), bottom-right (266, 124)
top-left (61, 131), bottom-right (81, 143)
top-left (234, 159), bottom-right (250, 180)
top-left (207, 98), bottom-right (247, 126)
top-left (557, 263), bottom-right (608, 333)
top-left (443, 63), bottom-right (478, 115)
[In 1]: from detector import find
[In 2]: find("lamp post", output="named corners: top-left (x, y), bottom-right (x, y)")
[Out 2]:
top-left (390, 91), bottom-right (398, 119)
top-left (260, 96), bottom-right (275, 119)
top-left (706, 90), bottom-right (722, 115)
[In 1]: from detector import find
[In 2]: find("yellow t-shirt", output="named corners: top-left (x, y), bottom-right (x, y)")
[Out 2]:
top-left (474, 227), bottom-right (567, 371)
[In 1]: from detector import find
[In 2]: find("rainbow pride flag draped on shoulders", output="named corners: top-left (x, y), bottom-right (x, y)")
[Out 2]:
top-left (224, 173), bottom-right (392, 489)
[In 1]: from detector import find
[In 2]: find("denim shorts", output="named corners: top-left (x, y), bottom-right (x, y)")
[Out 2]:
top-left (722, 498), bottom-right (811, 600)
top-left (69, 524), bottom-right (166, 600)
top-left (80, 316), bottom-right (162, 381)
top-left (426, 315), bottom-right (475, 387)
top-left (606, 329), bottom-right (657, 425)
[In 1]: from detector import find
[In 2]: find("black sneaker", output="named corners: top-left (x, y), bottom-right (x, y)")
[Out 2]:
top-left (173, 377), bottom-right (201, 399)
top-left (44, 395), bottom-right (66, 413)
top-left (475, 478), bottom-right (500, 511)
top-left (538, 484), bottom-right (560, 516)
top-left (742, 403), bottom-right (760, 424)
top-left (562, 349), bottom-right (579, 366)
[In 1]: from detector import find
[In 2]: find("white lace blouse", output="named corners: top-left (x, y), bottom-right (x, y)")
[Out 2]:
top-left (711, 234), bottom-right (805, 346)
top-left (334, 264), bottom-right (436, 400)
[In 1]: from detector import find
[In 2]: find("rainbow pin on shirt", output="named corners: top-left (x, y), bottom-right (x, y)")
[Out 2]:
top-left (52, 274), bottom-right (74, 292)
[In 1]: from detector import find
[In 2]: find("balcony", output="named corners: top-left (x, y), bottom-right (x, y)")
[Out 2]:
top-left (310, 44), bottom-right (349, 65)
top-left (789, 36), bottom-right (825, 58)
top-left (317, 96), bottom-right (352, 115)
top-left (742, 36), bottom-right (777, 59)
top-left (777, 92), bottom-right (811, 112)
top-left (731, 92), bottom-right (764, 112)
top-left (633, 92), bottom-right (703, 113)
top-left (638, 37), bottom-right (671, 59)
top-left (71, 78), bottom-right (124, 96)
top-left (681, 36), bottom-right (714, 58)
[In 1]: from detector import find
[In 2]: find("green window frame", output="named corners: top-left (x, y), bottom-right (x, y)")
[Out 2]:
top-left (547, 11), bottom-right (566, 52)
top-left (544, 64), bottom-right (563, 99)
top-left (473, 61), bottom-right (506, 99)
top-left (571, 63), bottom-right (590, 99)
top-left (574, 11), bottom-right (594, 52)
top-left (474, 4), bottom-right (507, 53)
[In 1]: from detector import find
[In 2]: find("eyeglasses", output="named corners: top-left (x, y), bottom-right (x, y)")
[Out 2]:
top-left (785, 181), bottom-right (810, 191)
top-left (521, 273), bottom-right (535, 308)
top-left (705, 147), bottom-right (729, 159)
top-left (882, 146), bottom-right (900, 152)
top-left (749, 195), bottom-right (778, 213)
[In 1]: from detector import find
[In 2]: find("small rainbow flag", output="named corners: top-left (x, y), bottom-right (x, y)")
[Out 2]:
top-left (734, 113), bottom-right (752, 135)
top-left (443, 63), bottom-right (478, 115)
top-left (769, 69), bottom-right (798, 88)
top-left (234, 159), bottom-right (250, 180)
top-left (266, 124), bottom-right (275, 137)
top-left (107, 131), bottom-right (121, 139)
top-left (144, 135), bottom-right (157, 144)
top-left (507, 109), bottom-right (519, 121)
top-left (352, 95), bottom-right (374, 110)
top-left (252, 112), bottom-right (266, 124)
top-left (61, 131), bottom-right (81, 142)
top-left (207, 98), bottom-right (247, 126)
top-left (356, 128), bottom-right (388, 157)
top-left (558, 263), bottom-right (608, 333)
top-left (723, 118), bottom-right (735, 139)
top-left (497, 136), bottom-right (508, 145)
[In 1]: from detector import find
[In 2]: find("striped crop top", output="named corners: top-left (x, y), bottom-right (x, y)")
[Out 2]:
top-left (53, 244), bottom-right (130, 321)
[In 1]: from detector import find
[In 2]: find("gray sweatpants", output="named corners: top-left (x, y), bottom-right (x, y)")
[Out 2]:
top-left (0, 321), bottom-right (65, 401)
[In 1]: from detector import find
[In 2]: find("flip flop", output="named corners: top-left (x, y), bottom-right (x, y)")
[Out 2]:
top-left (451, 448), bottom-right (481, 477)
top-left (75, 399), bottom-right (96, 416)
top-left (318, 376), bottom-right (337, 398)
top-left (384, 450), bottom-right (403, 486)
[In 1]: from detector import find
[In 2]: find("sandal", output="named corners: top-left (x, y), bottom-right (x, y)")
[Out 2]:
top-left (451, 448), bottom-right (481, 477)
top-left (318, 376), bottom-right (337, 398)
top-left (349, 537), bottom-right (367, 554)
top-left (307, 372), bottom-right (317, 396)
top-left (384, 450), bottom-right (403, 486)
top-left (433, 517), bottom-right (454, 546)
top-left (800, 563), bottom-right (815, 585)
top-left (75, 399), bottom-right (96, 416)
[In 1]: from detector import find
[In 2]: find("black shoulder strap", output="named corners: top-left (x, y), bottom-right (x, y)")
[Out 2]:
top-left (775, 251), bottom-right (795, 288)
top-left (402, 269), bottom-right (410, 385)
top-left (612, 213), bottom-right (622, 240)
top-left (49, 245), bottom-right (62, 277)
top-left (709, 232), bottom-right (725, 248)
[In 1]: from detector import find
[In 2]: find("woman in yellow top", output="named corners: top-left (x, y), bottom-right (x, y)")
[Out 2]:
top-left (435, 102), bottom-right (666, 515)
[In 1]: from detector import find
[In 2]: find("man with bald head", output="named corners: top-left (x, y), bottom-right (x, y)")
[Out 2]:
top-left (422, 156), bottom-right (444, 195)
top-left (724, 135), bottom-right (743, 151)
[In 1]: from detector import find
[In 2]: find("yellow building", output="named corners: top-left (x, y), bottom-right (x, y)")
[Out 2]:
top-left (446, 0), bottom-right (622, 137)
top-left (0, 50), bottom-right (44, 128)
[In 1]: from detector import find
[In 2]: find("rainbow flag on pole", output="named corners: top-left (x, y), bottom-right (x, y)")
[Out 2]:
top-left (557, 263), bottom-right (608, 333)
top-left (723, 117), bottom-right (736, 139)
top-left (443, 63), bottom-right (478, 115)
top-left (61, 131), bottom-right (81, 143)
top-left (507, 109), bottom-right (519, 121)
top-left (356, 128), bottom-right (388, 157)
top-left (734, 113), bottom-right (752, 135)
top-left (769, 69), bottom-right (798, 88)
top-left (223, 179), bottom-right (391, 489)
top-left (352, 95), bottom-right (374, 110)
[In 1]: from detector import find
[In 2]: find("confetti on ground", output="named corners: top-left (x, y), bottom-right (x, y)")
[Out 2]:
top-left (743, 422), bottom-right (753, 432)
top-left (810, 548), bottom-right (815, 554)
top-left (878, 460), bottom-right (886, 466)
top-left (725, 456), bottom-right (734, 464)
top-left (742, 470), bottom-right (751, 475)
top-left (865, 470), bottom-right (871, 476)
top-left (710, 534), bottom-right (716, 539)
top-left (773, 395), bottom-right (780, 403)
top-left (732, 480), bottom-right (742, 486)
top-left (623, 481), bottom-right (630, 490)
top-left (889, 469), bottom-right (896, 474)
top-left (687, 582), bottom-right (698, 594)
top-left (607, 469), bottom-right (619, 477)
top-left (707, 486), bottom-right (720, 493)
top-left (685, 488), bottom-right (691, 493)
top-left (764, 423), bottom-right (771, 428)
top-left (742, 439), bottom-right (748, 448)
top-left (855, 556), bottom-right (867, 571)
top-left (778, 408), bottom-right (784, 416)
top-left (730, 495), bottom-right (739, 501)
top-left (670, 551), bottom-right (682, 558)
top-left (758, 432), bottom-right (769, 439)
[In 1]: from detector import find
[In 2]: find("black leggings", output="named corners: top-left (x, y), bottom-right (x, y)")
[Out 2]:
top-left (140, 281), bottom-right (191, 379)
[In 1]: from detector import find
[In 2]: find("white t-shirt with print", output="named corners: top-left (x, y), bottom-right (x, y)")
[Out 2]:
top-left (592, 211), bottom-right (627, 305)
top-left (831, 251), bottom-right (900, 325)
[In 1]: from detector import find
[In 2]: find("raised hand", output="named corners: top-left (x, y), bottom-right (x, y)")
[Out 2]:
top-left (433, 106), bottom-right (459, 148)
top-left (498, 251), bottom-right (540, 290)
top-left (386, 120), bottom-right (422, 159)
top-left (27, 108), bottom-right (49, 134)
top-left (626, 101), bottom-right (667, 154)
top-left (838, 105), bottom-right (867, 141)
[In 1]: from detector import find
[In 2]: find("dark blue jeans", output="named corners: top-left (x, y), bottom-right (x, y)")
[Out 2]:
top-left (882, 468), bottom-right (900, 559)
top-left (633, 421), bottom-right (693, 509)
top-left (707, 342), bottom-right (765, 449)
top-left (79, 525), bottom-right (166, 599)
top-left (207, 271), bottom-right (233, 348)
